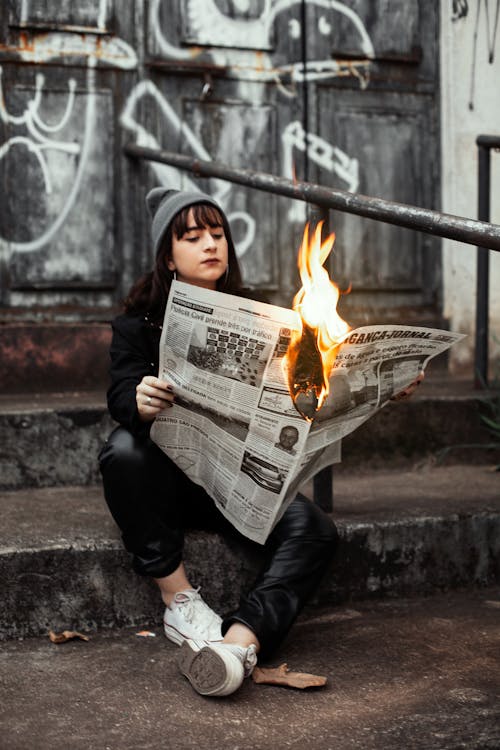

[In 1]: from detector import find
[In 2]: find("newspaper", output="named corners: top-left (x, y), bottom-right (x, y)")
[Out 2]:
top-left (150, 281), bottom-right (465, 543)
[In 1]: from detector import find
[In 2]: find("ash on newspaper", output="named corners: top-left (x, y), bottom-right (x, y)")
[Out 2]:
top-left (150, 281), bottom-right (465, 544)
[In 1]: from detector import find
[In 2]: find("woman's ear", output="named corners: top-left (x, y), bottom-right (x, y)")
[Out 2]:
top-left (167, 258), bottom-right (176, 272)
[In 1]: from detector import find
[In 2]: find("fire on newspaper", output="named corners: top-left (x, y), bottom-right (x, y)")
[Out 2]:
top-left (150, 224), bottom-right (465, 544)
top-left (285, 222), bottom-right (350, 420)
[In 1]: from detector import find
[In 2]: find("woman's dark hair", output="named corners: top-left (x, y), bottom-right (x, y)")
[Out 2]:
top-left (124, 202), bottom-right (244, 322)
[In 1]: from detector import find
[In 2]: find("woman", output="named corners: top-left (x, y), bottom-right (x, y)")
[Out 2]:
top-left (99, 187), bottom-right (339, 698)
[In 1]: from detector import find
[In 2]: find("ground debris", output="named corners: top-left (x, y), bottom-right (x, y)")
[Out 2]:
top-left (252, 663), bottom-right (327, 689)
top-left (48, 630), bottom-right (90, 644)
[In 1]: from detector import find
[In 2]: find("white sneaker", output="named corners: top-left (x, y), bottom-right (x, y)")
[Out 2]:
top-left (178, 640), bottom-right (258, 697)
top-left (163, 588), bottom-right (223, 646)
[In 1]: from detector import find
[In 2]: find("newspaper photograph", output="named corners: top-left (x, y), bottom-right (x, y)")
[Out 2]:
top-left (151, 281), bottom-right (465, 544)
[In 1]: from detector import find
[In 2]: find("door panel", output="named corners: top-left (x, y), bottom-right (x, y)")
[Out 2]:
top-left (316, 89), bottom-right (436, 300)
top-left (2, 84), bottom-right (115, 291)
top-left (182, 99), bottom-right (278, 286)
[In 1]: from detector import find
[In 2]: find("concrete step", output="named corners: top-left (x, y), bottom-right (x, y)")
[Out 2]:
top-left (1, 376), bottom-right (499, 491)
top-left (2, 464), bottom-right (499, 640)
top-left (0, 391), bottom-right (113, 490)
top-left (1, 588), bottom-right (499, 750)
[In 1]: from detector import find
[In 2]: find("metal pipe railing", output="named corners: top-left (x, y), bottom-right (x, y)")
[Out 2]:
top-left (124, 144), bottom-right (500, 251)
top-left (475, 134), bottom-right (500, 387)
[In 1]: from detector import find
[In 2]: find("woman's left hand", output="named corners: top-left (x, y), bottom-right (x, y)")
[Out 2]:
top-left (390, 370), bottom-right (425, 401)
top-left (136, 376), bottom-right (174, 422)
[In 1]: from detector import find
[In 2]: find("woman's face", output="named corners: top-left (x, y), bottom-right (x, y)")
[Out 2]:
top-left (167, 208), bottom-right (228, 290)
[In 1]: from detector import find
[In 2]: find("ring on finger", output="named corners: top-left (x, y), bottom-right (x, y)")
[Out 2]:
top-left (146, 396), bottom-right (152, 405)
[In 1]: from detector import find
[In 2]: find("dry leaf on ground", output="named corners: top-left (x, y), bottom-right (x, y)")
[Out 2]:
top-left (252, 663), bottom-right (327, 689)
top-left (48, 630), bottom-right (90, 644)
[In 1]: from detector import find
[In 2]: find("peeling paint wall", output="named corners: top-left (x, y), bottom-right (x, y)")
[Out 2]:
top-left (0, 1), bottom-right (442, 339)
top-left (441, 0), bottom-right (500, 375)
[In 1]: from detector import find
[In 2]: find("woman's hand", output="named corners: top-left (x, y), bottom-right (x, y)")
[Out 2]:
top-left (390, 371), bottom-right (425, 402)
top-left (136, 376), bottom-right (174, 422)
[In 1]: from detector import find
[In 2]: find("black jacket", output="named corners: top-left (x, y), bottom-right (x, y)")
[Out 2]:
top-left (107, 313), bottom-right (162, 435)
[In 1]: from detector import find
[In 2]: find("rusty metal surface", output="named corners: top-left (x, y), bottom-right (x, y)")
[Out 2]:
top-left (0, 322), bottom-right (111, 393)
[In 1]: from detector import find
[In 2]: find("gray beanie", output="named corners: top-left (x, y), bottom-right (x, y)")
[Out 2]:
top-left (146, 187), bottom-right (223, 257)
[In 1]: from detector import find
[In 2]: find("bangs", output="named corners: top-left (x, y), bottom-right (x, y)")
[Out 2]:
top-left (172, 203), bottom-right (224, 237)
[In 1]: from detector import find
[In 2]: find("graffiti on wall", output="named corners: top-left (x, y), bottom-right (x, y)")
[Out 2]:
top-left (0, 70), bottom-right (80, 198)
top-left (282, 121), bottom-right (359, 222)
top-left (120, 79), bottom-right (257, 259)
top-left (452, 0), bottom-right (469, 20)
top-left (1, 0), bottom-right (373, 269)
top-left (150, 0), bottom-right (374, 89)
top-left (0, 0), bottom-right (136, 259)
top-left (127, 0), bottom-right (373, 246)
top-left (452, 0), bottom-right (500, 109)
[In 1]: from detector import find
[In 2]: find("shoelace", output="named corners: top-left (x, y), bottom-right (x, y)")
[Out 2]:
top-left (173, 588), bottom-right (221, 630)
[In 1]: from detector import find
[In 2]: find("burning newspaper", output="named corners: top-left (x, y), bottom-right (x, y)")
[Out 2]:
top-left (150, 280), bottom-right (464, 544)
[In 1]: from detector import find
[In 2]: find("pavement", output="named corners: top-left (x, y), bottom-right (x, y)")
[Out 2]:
top-left (1, 587), bottom-right (499, 750)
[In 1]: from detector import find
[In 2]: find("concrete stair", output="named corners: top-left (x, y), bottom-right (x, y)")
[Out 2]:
top-left (1, 378), bottom-right (498, 490)
top-left (1, 375), bottom-right (499, 640)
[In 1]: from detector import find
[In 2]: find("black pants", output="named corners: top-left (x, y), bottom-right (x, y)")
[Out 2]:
top-left (99, 426), bottom-right (338, 658)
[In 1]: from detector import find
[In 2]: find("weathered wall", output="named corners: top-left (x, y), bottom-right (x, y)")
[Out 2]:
top-left (441, 0), bottom-right (500, 376)
top-left (0, 1), bottom-right (446, 390)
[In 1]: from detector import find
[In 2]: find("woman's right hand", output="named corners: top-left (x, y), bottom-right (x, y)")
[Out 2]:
top-left (136, 376), bottom-right (174, 422)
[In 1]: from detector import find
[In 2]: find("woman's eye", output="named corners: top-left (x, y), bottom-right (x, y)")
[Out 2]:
top-left (212, 233), bottom-right (223, 240)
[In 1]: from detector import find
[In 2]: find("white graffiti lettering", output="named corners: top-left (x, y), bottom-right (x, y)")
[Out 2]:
top-left (282, 122), bottom-right (359, 222)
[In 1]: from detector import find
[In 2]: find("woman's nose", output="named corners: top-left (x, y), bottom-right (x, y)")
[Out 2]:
top-left (202, 230), bottom-right (216, 250)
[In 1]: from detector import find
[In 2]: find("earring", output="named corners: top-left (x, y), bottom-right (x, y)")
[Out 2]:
top-left (172, 270), bottom-right (177, 281)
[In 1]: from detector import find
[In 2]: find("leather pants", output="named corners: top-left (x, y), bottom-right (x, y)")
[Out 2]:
top-left (99, 426), bottom-right (339, 658)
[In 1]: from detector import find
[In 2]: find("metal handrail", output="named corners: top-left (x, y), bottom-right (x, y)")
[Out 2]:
top-left (475, 135), bottom-right (500, 387)
top-left (124, 144), bottom-right (500, 251)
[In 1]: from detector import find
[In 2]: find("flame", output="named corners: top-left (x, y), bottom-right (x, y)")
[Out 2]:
top-left (285, 221), bottom-right (351, 420)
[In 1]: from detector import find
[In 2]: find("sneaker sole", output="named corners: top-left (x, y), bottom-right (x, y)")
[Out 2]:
top-left (164, 622), bottom-right (184, 646)
top-left (178, 641), bottom-right (241, 697)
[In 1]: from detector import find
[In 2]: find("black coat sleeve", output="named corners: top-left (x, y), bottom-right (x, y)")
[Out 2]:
top-left (106, 290), bottom-right (264, 435)
top-left (106, 313), bottom-right (160, 435)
